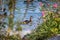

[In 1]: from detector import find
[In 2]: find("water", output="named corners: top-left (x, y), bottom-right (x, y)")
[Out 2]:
top-left (0, 0), bottom-right (43, 37)
top-left (15, 1), bottom-right (42, 30)
top-left (15, 0), bottom-right (42, 37)
top-left (15, 0), bottom-right (60, 37)
top-left (1, 0), bottom-right (59, 37)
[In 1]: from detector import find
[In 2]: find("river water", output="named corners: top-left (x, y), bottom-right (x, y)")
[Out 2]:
top-left (15, 1), bottom-right (42, 29)
top-left (15, 0), bottom-right (43, 37)
top-left (15, 0), bottom-right (60, 38)
top-left (0, 0), bottom-right (44, 37)
top-left (1, 0), bottom-right (60, 38)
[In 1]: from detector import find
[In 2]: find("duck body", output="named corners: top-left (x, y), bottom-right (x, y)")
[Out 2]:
top-left (23, 16), bottom-right (32, 24)
top-left (24, 0), bottom-right (34, 4)
top-left (24, 20), bottom-right (31, 24)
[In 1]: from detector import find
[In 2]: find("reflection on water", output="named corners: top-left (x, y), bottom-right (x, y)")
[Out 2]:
top-left (1, 0), bottom-right (59, 31)
top-left (15, 0), bottom-right (42, 31)
top-left (13, 1), bottom-right (43, 37)
top-left (0, 0), bottom-right (49, 37)
top-left (14, 0), bottom-right (43, 37)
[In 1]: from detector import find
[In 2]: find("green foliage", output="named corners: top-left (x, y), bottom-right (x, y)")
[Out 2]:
top-left (8, 0), bottom-right (16, 11)
top-left (0, 0), bottom-right (22, 40)
top-left (8, 16), bottom-right (14, 29)
top-left (26, 12), bottom-right (60, 40)
top-left (0, 34), bottom-right (22, 40)
top-left (16, 25), bottom-right (22, 31)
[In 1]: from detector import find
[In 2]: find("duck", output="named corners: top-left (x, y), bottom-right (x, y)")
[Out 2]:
top-left (23, 16), bottom-right (32, 24)
top-left (24, 0), bottom-right (34, 4)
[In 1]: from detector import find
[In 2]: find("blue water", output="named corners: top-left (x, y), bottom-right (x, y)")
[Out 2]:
top-left (1, 0), bottom-right (58, 31)
top-left (1, 0), bottom-right (60, 38)
top-left (13, 0), bottom-right (60, 37)
top-left (0, 0), bottom-right (43, 37)
top-left (13, 0), bottom-right (43, 37)
top-left (15, 1), bottom-right (42, 31)
top-left (1, 0), bottom-right (56, 31)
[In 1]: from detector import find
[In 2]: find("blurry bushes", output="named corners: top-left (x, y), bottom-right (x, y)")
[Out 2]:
top-left (0, 34), bottom-right (22, 40)
top-left (25, 11), bottom-right (60, 40)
